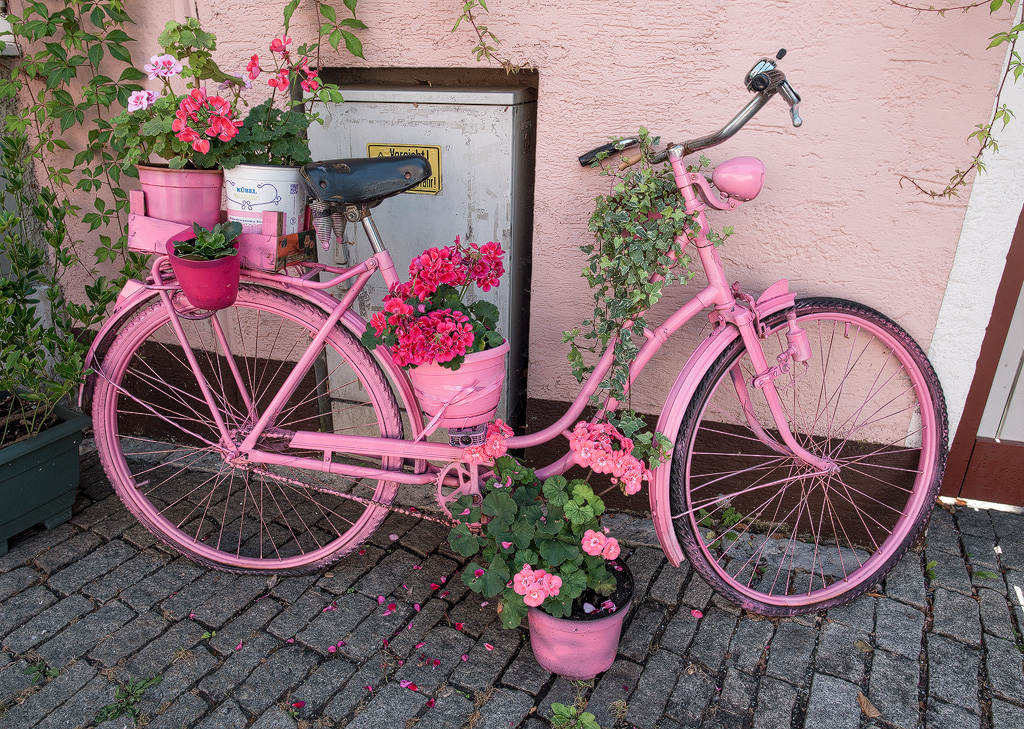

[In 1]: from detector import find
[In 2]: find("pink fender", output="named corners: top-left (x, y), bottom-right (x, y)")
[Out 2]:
top-left (649, 280), bottom-right (796, 566)
top-left (78, 276), bottom-right (425, 440)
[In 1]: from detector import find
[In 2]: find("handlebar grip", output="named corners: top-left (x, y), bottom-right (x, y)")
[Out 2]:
top-left (578, 138), bottom-right (639, 167)
top-left (617, 153), bottom-right (645, 171)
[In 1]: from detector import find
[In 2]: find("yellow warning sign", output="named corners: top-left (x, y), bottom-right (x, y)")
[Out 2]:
top-left (367, 144), bottom-right (441, 195)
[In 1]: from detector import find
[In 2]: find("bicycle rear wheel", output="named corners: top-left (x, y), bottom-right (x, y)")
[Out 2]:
top-left (671, 298), bottom-right (947, 615)
top-left (92, 284), bottom-right (404, 574)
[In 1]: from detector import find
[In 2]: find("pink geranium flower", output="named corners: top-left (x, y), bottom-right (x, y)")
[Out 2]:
top-left (126, 89), bottom-right (158, 112)
top-left (143, 53), bottom-right (182, 79)
top-left (582, 529), bottom-right (607, 556)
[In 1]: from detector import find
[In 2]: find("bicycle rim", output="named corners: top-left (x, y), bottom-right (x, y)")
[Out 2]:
top-left (92, 284), bottom-right (403, 573)
top-left (672, 298), bottom-right (947, 614)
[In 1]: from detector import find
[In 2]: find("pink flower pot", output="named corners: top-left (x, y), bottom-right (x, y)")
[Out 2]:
top-left (526, 562), bottom-right (633, 680)
top-left (407, 339), bottom-right (509, 428)
top-left (166, 233), bottom-right (241, 311)
top-left (527, 596), bottom-right (633, 680)
top-left (138, 165), bottom-right (223, 229)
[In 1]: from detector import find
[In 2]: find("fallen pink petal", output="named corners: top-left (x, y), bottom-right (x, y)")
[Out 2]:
top-left (388, 603), bottom-right (396, 611)
top-left (291, 700), bottom-right (305, 708)
top-left (441, 591), bottom-right (449, 597)
top-left (378, 596), bottom-right (385, 605)
top-left (338, 640), bottom-right (346, 647)
top-left (414, 604), bottom-right (421, 612)
top-left (382, 610), bottom-right (392, 616)
top-left (413, 565), bottom-right (422, 570)
top-left (389, 533), bottom-right (399, 541)
top-left (430, 583), bottom-right (440, 590)
top-left (400, 680), bottom-right (412, 688)
top-left (426, 698), bottom-right (436, 708)
top-left (484, 643), bottom-right (494, 651)
top-left (454, 622), bottom-right (464, 630)
top-left (691, 609), bottom-right (703, 619)
top-left (415, 642), bottom-right (425, 649)
top-left (235, 642), bottom-right (243, 651)
top-left (328, 646), bottom-right (336, 653)
top-left (382, 639), bottom-right (389, 648)
top-left (461, 654), bottom-right (468, 661)
top-left (286, 638), bottom-right (295, 643)
top-left (440, 576), bottom-right (447, 583)
top-left (432, 658), bottom-right (440, 667)
top-left (474, 569), bottom-right (484, 578)
top-left (358, 549), bottom-right (366, 555)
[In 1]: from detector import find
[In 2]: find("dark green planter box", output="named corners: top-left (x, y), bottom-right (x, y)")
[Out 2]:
top-left (0, 405), bottom-right (91, 556)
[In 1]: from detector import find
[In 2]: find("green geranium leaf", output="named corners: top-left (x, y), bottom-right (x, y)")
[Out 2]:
top-left (448, 522), bottom-right (483, 558)
top-left (482, 490), bottom-right (517, 525)
top-left (563, 500), bottom-right (595, 526)
top-left (542, 475), bottom-right (570, 506)
top-left (479, 559), bottom-right (510, 597)
top-left (499, 594), bottom-right (528, 629)
top-left (537, 536), bottom-right (579, 567)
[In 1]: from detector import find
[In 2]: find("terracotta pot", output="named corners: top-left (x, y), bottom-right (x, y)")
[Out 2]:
top-left (407, 339), bottom-right (509, 428)
top-left (166, 233), bottom-right (241, 311)
top-left (526, 561), bottom-right (634, 680)
top-left (137, 165), bottom-right (223, 229)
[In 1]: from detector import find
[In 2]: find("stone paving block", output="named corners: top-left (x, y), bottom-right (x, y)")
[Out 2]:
top-left (70, 494), bottom-right (125, 530)
top-left (687, 608), bottom-right (737, 673)
top-left (269, 574), bottom-right (317, 605)
top-left (449, 623), bottom-right (520, 693)
top-left (927, 699), bottom-right (981, 729)
top-left (194, 698), bottom-right (248, 729)
top-left (140, 644), bottom-right (219, 711)
top-left (501, 642), bottom-right (551, 695)
top-left (0, 585), bottom-right (60, 642)
top-left (927, 634), bottom-right (980, 712)
top-left (249, 706), bottom-right (298, 729)
top-left (352, 548), bottom-right (421, 599)
top-left (119, 559), bottom-right (206, 613)
top-left (369, 512), bottom-right (419, 547)
top-left (710, 592), bottom-right (743, 616)
top-left (962, 533), bottom-right (1000, 570)
top-left (814, 620), bottom-right (869, 684)
top-left (752, 676), bottom-right (797, 729)
top-left (874, 598), bottom-right (925, 659)
top-left (323, 660), bottom-right (390, 724)
top-left (884, 550), bottom-right (928, 608)
top-left (0, 523), bottom-right (74, 574)
top-left (299, 592), bottom-right (377, 658)
top-left (471, 687), bottom-right (537, 729)
top-left (146, 692), bottom-right (209, 729)
top-left (727, 618), bottom-right (773, 673)
top-left (393, 626), bottom-right (474, 694)
top-left (33, 531), bottom-right (102, 574)
top-left (718, 667), bottom-right (755, 717)
top-left (0, 659), bottom-right (95, 729)
top-left (160, 570), bottom-right (238, 619)
top-left (234, 644), bottom-right (319, 714)
top-left (626, 547), bottom-right (668, 601)
top-left (198, 631), bottom-right (277, 700)
top-left (535, 675), bottom-right (575, 722)
top-left (825, 594), bottom-right (875, 632)
top-left (587, 658), bottom-right (642, 729)
top-left (979, 586), bottom-right (1018, 642)
top-left (973, 565), bottom-right (1008, 594)
top-left (316, 544), bottom-right (385, 595)
top-left (208, 597), bottom-right (283, 655)
top-left (122, 618), bottom-right (206, 681)
top-left (928, 550), bottom-right (975, 596)
top-left (991, 698), bottom-right (1024, 729)
top-left (445, 593), bottom-right (499, 639)
top-left (681, 574), bottom-right (714, 611)
top-left (121, 523), bottom-right (160, 551)
top-left (88, 502), bottom-right (138, 541)
top-left (663, 665), bottom-right (716, 726)
top-left (803, 673), bottom-right (860, 729)
top-left (289, 658), bottom-right (357, 715)
top-left (867, 649), bottom-right (919, 729)
top-left (619, 601), bottom-right (667, 662)
top-left (3, 594), bottom-right (94, 653)
top-left (34, 673), bottom-right (116, 729)
top-left (45, 538), bottom-right (136, 596)
top-left (765, 621), bottom-right (817, 687)
top-left (0, 658), bottom-right (31, 707)
top-left (88, 611), bottom-right (169, 666)
top-left (191, 574), bottom-right (270, 628)
top-left (932, 587), bottom-right (981, 646)
top-left (387, 598), bottom-right (448, 658)
top-left (0, 566), bottom-right (40, 602)
top-left (400, 519), bottom-right (450, 557)
top-left (413, 688), bottom-right (474, 729)
top-left (82, 550), bottom-right (168, 602)
top-left (660, 605), bottom-right (699, 656)
top-left (956, 507), bottom-right (996, 540)
top-left (986, 634), bottom-right (1024, 703)
top-left (925, 508), bottom-right (961, 555)
top-left (36, 600), bottom-right (135, 667)
top-left (649, 561), bottom-right (689, 607)
top-left (626, 649), bottom-right (684, 729)
top-left (267, 588), bottom-right (334, 641)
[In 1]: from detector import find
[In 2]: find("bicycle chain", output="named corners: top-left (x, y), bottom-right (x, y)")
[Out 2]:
top-left (248, 466), bottom-right (457, 527)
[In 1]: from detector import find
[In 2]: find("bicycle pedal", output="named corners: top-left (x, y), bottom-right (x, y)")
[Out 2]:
top-left (449, 424), bottom-right (487, 448)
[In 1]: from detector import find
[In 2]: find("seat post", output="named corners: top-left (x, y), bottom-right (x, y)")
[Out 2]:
top-left (359, 209), bottom-right (386, 254)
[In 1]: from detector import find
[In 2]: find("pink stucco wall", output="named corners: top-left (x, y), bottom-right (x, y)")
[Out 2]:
top-left (120, 2), bottom-right (1012, 409)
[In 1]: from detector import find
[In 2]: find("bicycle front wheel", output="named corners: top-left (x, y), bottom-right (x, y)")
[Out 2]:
top-left (92, 284), bottom-right (404, 574)
top-left (671, 298), bottom-right (947, 615)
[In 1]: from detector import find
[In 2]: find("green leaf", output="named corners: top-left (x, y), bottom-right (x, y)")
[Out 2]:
top-left (563, 500), bottom-right (595, 526)
top-left (542, 475), bottom-right (570, 506)
top-left (478, 559), bottom-right (509, 596)
top-left (107, 43), bottom-right (131, 62)
top-left (498, 594), bottom-right (528, 629)
top-left (448, 522), bottom-right (483, 557)
top-left (536, 536), bottom-right (579, 567)
top-left (481, 490), bottom-right (517, 525)
top-left (319, 3), bottom-right (337, 22)
top-left (340, 29), bottom-right (364, 59)
top-left (283, 0), bottom-right (301, 31)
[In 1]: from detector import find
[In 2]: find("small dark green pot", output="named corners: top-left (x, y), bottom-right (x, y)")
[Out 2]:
top-left (0, 405), bottom-right (91, 556)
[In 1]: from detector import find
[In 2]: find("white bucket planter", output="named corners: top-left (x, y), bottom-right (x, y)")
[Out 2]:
top-left (225, 164), bottom-right (307, 235)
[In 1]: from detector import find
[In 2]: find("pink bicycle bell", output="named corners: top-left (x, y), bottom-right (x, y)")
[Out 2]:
top-left (711, 157), bottom-right (766, 201)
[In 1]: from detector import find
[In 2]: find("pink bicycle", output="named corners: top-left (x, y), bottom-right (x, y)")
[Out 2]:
top-left (82, 53), bottom-right (947, 616)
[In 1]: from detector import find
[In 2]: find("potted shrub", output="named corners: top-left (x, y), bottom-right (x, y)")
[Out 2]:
top-left (166, 221), bottom-right (244, 310)
top-left (0, 135), bottom-right (93, 555)
top-left (446, 420), bottom-right (655, 679)
top-left (361, 237), bottom-right (508, 428)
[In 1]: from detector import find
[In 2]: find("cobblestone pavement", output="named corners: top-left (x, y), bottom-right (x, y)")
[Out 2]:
top-left (0, 443), bottom-right (1023, 729)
